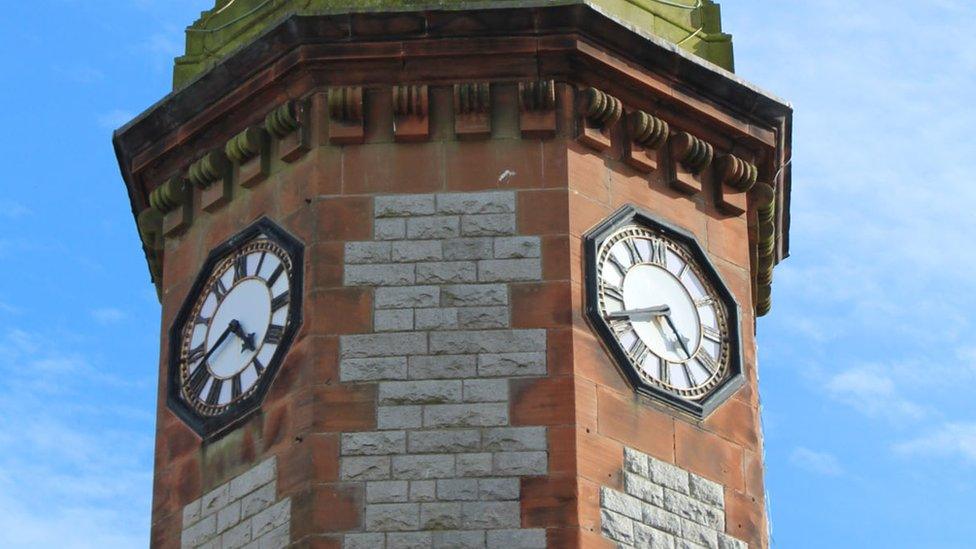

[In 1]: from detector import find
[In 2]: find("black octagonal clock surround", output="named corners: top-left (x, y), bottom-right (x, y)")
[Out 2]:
top-left (584, 205), bottom-right (744, 418)
top-left (167, 218), bottom-right (303, 440)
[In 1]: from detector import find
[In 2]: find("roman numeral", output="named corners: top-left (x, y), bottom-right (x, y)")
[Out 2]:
top-left (696, 351), bottom-right (718, 374)
top-left (233, 254), bottom-right (248, 282)
top-left (194, 314), bottom-right (210, 327)
top-left (231, 374), bottom-right (243, 400)
top-left (628, 338), bottom-right (650, 366)
top-left (695, 297), bottom-right (715, 308)
top-left (703, 325), bottom-right (722, 343)
top-left (271, 291), bottom-right (290, 312)
top-left (660, 361), bottom-right (671, 384)
top-left (267, 264), bottom-right (285, 287)
top-left (187, 344), bottom-right (205, 364)
top-left (606, 255), bottom-right (628, 277)
top-left (212, 278), bottom-right (228, 301)
top-left (187, 363), bottom-right (210, 398)
top-left (265, 324), bottom-right (284, 344)
top-left (604, 285), bottom-right (625, 305)
top-left (677, 262), bottom-right (689, 278)
top-left (649, 239), bottom-right (667, 267)
top-left (206, 378), bottom-right (224, 406)
top-left (253, 357), bottom-right (265, 376)
top-left (608, 319), bottom-right (631, 337)
top-left (255, 252), bottom-right (267, 277)
top-left (623, 239), bottom-right (643, 266)
top-left (682, 363), bottom-right (697, 387)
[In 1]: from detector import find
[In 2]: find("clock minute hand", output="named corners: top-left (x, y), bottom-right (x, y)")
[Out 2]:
top-left (606, 305), bottom-right (671, 321)
top-left (662, 314), bottom-right (693, 359)
top-left (200, 324), bottom-right (235, 365)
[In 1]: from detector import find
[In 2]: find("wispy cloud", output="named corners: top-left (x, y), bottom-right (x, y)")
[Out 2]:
top-left (824, 367), bottom-right (927, 422)
top-left (91, 307), bottom-right (126, 324)
top-left (790, 447), bottom-right (844, 477)
top-left (0, 201), bottom-right (31, 220)
top-left (894, 423), bottom-right (976, 465)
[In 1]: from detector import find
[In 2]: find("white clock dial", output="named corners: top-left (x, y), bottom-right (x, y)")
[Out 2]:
top-left (178, 237), bottom-right (293, 416)
top-left (596, 226), bottom-right (730, 400)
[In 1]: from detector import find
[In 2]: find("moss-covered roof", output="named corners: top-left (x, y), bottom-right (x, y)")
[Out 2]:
top-left (174, 0), bottom-right (732, 89)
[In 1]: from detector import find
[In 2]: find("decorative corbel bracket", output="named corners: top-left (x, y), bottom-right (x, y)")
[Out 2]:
top-left (623, 110), bottom-right (670, 173)
top-left (577, 87), bottom-right (622, 152)
top-left (668, 131), bottom-right (713, 195)
top-left (518, 80), bottom-right (557, 139)
top-left (328, 86), bottom-right (365, 145)
top-left (150, 175), bottom-right (192, 237)
top-left (393, 85), bottom-right (430, 143)
top-left (188, 150), bottom-right (232, 212)
top-left (753, 182), bottom-right (776, 316)
top-left (714, 154), bottom-right (758, 216)
top-left (137, 207), bottom-right (164, 284)
top-left (265, 99), bottom-right (310, 163)
top-left (454, 82), bottom-right (491, 140)
top-left (225, 126), bottom-right (269, 188)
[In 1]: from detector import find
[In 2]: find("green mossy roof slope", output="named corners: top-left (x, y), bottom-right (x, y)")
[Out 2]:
top-left (174, 0), bottom-right (733, 89)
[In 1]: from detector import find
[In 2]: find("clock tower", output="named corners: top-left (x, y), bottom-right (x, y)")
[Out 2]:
top-left (115, 1), bottom-right (792, 548)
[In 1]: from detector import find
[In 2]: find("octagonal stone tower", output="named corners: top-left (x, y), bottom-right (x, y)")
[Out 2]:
top-left (114, 1), bottom-right (792, 548)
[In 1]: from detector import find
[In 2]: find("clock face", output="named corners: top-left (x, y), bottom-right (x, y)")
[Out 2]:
top-left (168, 219), bottom-right (302, 438)
top-left (586, 207), bottom-right (742, 416)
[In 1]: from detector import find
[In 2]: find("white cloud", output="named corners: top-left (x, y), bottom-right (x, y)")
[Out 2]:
top-left (0, 201), bottom-right (31, 220)
top-left (91, 307), bottom-right (127, 324)
top-left (97, 109), bottom-right (134, 130)
top-left (894, 423), bottom-right (976, 465)
top-left (824, 367), bottom-right (927, 422)
top-left (790, 447), bottom-right (843, 477)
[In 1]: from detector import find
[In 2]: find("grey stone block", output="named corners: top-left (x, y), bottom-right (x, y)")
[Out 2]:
top-left (456, 453), bottom-right (493, 477)
top-left (341, 456), bottom-right (391, 481)
top-left (648, 457), bottom-right (690, 495)
top-left (375, 309), bottom-right (414, 332)
top-left (494, 237), bottom-right (541, 259)
top-left (717, 533), bottom-right (748, 549)
top-left (345, 241), bottom-right (392, 264)
top-left (689, 475), bottom-right (725, 507)
top-left (462, 214), bottom-right (517, 236)
top-left (602, 487), bottom-right (643, 520)
top-left (241, 483), bottom-right (276, 519)
top-left (483, 427), bottom-right (547, 451)
top-left (378, 406), bottom-right (422, 430)
top-left (387, 531), bottom-right (433, 549)
top-left (486, 529), bottom-right (547, 549)
top-left (680, 518), bottom-right (719, 548)
top-left (624, 447), bottom-right (649, 477)
top-left (251, 499), bottom-right (289, 539)
top-left (437, 191), bottom-right (515, 214)
top-left (410, 480), bottom-right (437, 502)
top-left (462, 501), bottom-right (520, 529)
top-left (342, 333), bottom-right (427, 358)
top-left (434, 530), bottom-right (486, 549)
top-left (624, 471), bottom-right (664, 506)
top-left (429, 330), bottom-right (546, 354)
top-left (182, 513), bottom-right (217, 547)
top-left (420, 502), bottom-right (462, 529)
top-left (443, 238), bottom-right (494, 260)
top-left (200, 484), bottom-right (230, 518)
top-left (365, 503), bottom-right (420, 532)
top-left (478, 352), bottom-right (547, 377)
top-left (342, 431), bottom-right (407, 456)
top-left (493, 451), bottom-right (548, 476)
top-left (376, 194), bottom-right (436, 217)
top-left (479, 478), bottom-right (520, 500)
top-left (340, 357), bottom-right (408, 382)
top-left (463, 379), bottom-right (509, 403)
top-left (216, 500), bottom-right (242, 533)
top-left (415, 308), bottom-right (459, 330)
top-left (255, 523), bottom-right (289, 549)
top-left (391, 454), bottom-right (456, 479)
top-left (408, 429), bottom-right (481, 453)
top-left (407, 216), bottom-right (460, 239)
top-left (458, 306), bottom-right (509, 329)
top-left (376, 218), bottom-right (407, 240)
top-left (417, 261), bottom-right (478, 284)
top-left (183, 499), bottom-right (202, 528)
top-left (343, 533), bottom-right (386, 549)
top-left (345, 263), bottom-right (415, 286)
top-left (367, 480), bottom-right (410, 503)
top-left (664, 490), bottom-right (724, 530)
top-left (441, 284), bottom-right (508, 306)
top-left (642, 503), bottom-right (682, 536)
top-left (437, 478), bottom-right (479, 501)
top-left (424, 403), bottom-right (509, 428)
top-left (392, 240), bottom-right (443, 262)
top-left (408, 355), bottom-right (477, 379)
top-left (379, 380), bottom-right (462, 405)
top-left (227, 458), bottom-right (276, 501)
top-left (478, 259), bottom-right (542, 282)
top-left (220, 518), bottom-right (252, 549)
top-left (633, 523), bottom-right (677, 549)
top-left (601, 509), bottom-right (635, 544)
top-left (375, 286), bottom-right (440, 309)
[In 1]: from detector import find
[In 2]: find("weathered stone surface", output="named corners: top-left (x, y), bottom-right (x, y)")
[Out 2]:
top-left (376, 218), bottom-right (407, 240)
top-left (601, 509), bottom-right (635, 544)
top-left (392, 240), bottom-right (444, 262)
top-left (437, 478), bottom-right (480, 501)
top-left (462, 214), bottom-right (517, 236)
top-left (443, 237), bottom-right (494, 260)
top-left (429, 330), bottom-right (545, 354)
top-left (346, 241), bottom-right (392, 263)
top-left (408, 355), bottom-right (477, 379)
top-left (461, 502), bottom-right (520, 529)
top-left (423, 403), bottom-right (509, 428)
top-left (415, 307), bottom-right (459, 330)
top-left (342, 431), bottom-right (408, 456)
top-left (624, 471), bottom-right (664, 506)
top-left (375, 286), bottom-right (440, 309)
top-left (379, 380), bottom-right (462, 405)
top-left (462, 379), bottom-right (509, 402)
top-left (477, 259), bottom-right (542, 282)
top-left (440, 284), bottom-right (508, 306)
top-left (648, 456), bottom-right (691, 495)
top-left (377, 194), bottom-right (437, 217)
top-left (689, 475), bottom-right (725, 507)
top-left (486, 529), bottom-right (547, 548)
top-left (493, 451), bottom-right (548, 476)
top-left (367, 480), bottom-right (411, 503)
top-left (482, 427), bottom-right (547, 451)
top-left (344, 533), bottom-right (386, 549)
top-left (420, 502), bottom-right (462, 529)
top-left (375, 309), bottom-right (414, 332)
top-left (365, 503), bottom-right (420, 532)
top-left (457, 306), bottom-right (509, 329)
top-left (479, 478), bottom-right (519, 500)
top-left (392, 454), bottom-right (456, 479)
top-left (340, 357), bottom-right (408, 381)
top-left (437, 191), bottom-right (515, 214)
top-left (341, 333), bottom-right (427, 358)
top-left (407, 216), bottom-right (461, 239)
top-left (664, 490), bottom-right (724, 530)
top-left (478, 352), bottom-right (546, 377)
top-left (341, 456), bottom-right (392, 481)
top-left (493, 237), bottom-right (541, 259)
top-left (345, 263), bottom-right (416, 286)
top-left (408, 429), bottom-right (482, 453)
top-left (602, 486), bottom-right (643, 521)
top-left (378, 405), bottom-right (423, 430)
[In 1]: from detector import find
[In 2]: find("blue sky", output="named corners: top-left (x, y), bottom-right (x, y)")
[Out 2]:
top-left (0, 1), bottom-right (972, 547)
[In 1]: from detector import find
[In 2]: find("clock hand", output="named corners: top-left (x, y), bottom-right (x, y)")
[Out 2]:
top-left (227, 319), bottom-right (257, 352)
top-left (663, 314), bottom-right (693, 360)
top-left (199, 324), bottom-right (235, 365)
top-left (606, 305), bottom-right (671, 321)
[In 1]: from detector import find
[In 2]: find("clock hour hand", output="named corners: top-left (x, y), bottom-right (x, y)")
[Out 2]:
top-left (606, 305), bottom-right (671, 321)
top-left (662, 314), bottom-right (693, 359)
top-left (227, 319), bottom-right (257, 352)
